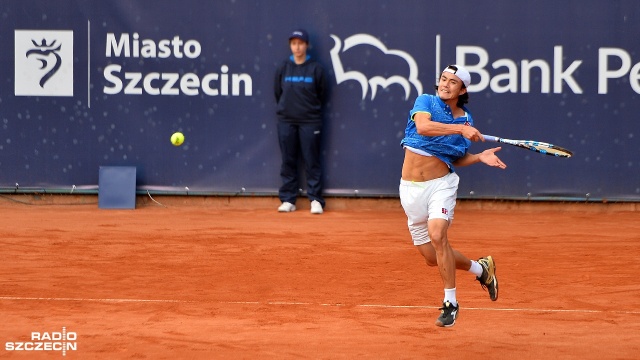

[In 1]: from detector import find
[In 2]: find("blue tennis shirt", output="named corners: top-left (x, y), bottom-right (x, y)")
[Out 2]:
top-left (400, 94), bottom-right (473, 172)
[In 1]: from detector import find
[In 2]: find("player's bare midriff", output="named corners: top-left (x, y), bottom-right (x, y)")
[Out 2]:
top-left (401, 149), bottom-right (450, 182)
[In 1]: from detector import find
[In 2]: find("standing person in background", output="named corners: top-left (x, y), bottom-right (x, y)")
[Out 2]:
top-left (399, 65), bottom-right (505, 327)
top-left (274, 29), bottom-right (327, 214)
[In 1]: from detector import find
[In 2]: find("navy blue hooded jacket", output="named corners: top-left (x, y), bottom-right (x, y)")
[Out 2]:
top-left (274, 55), bottom-right (327, 123)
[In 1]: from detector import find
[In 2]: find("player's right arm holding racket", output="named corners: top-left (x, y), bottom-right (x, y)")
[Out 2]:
top-left (412, 112), bottom-right (506, 170)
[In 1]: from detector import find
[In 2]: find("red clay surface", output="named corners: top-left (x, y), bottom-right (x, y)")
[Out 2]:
top-left (1, 196), bottom-right (639, 359)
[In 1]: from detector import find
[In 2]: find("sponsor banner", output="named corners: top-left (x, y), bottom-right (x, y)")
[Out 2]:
top-left (0, 1), bottom-right (638, 200)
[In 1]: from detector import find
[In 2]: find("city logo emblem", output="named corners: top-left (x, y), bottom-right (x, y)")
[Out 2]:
top-left (15, 30), bottom-right (74, 96)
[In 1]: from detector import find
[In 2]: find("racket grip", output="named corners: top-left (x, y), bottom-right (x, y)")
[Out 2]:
top-left (482, 134), bottom-right (498, 142)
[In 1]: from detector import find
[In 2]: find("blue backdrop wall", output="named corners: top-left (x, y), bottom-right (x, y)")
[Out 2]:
top-left (1, 0), bottom-right (639, 200)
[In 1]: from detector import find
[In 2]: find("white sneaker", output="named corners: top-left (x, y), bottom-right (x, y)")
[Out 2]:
top-left (310, 200), bottom-right (323, 214)
top-left (278, 202), bottom-right (296, 212)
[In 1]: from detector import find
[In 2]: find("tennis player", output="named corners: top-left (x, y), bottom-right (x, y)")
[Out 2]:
top-left (399, 65), bottom-right (505, 327)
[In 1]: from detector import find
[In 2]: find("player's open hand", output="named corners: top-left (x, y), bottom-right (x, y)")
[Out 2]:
top-left (479, 147), bottom-right (507, 169)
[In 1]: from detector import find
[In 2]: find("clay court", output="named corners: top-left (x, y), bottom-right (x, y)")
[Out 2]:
top-left (1, 195), bottom-right (639, 359)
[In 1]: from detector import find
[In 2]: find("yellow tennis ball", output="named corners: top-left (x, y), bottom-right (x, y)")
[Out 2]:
top-left (170, 132), bottom-right (184, 146)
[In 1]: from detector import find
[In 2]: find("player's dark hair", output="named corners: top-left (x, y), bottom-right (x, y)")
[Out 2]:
top-left (433, 84), bottom-right (469, 108)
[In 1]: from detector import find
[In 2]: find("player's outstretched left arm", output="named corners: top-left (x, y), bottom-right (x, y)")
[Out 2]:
top-left (453, 147), bottom-right (507, 169)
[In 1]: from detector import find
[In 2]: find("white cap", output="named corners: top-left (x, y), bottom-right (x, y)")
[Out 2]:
top-left (443, 65), bottom-right (471, 88)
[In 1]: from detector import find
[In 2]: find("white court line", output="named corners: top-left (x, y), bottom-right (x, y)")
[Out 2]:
top-left (1, 296), bottom-right (639, 315)
top-left (357, 304), bottom-right (640, 314)
top-left (0, 296), bottom-right (187, 303)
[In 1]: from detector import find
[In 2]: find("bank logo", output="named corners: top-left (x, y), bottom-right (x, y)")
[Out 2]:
top-left (15, 30), bottom-right (74, 96)
top-left (330, 34), bottom-right (423, 100)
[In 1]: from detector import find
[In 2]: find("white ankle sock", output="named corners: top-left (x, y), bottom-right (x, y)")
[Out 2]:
top-left (469, 260), bottom-right (483, 277)
top-left (444, 288), bottom-right (457, 306)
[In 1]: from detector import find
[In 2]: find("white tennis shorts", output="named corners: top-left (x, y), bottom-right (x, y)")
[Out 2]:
top-left (399, 172), bottom-right (459, 246)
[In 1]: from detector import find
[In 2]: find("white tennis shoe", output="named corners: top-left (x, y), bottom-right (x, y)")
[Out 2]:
top-left (278, 202), bottom-right (296, 212)
top-left (310, 200), bottom-right (323, 214)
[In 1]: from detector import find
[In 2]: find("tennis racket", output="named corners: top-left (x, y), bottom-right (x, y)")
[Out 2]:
top-left (482, 134), bottom-right (573, 158)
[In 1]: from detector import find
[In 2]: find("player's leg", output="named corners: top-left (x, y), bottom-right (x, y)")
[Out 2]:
top-left (427, 219), bottom-right (456, 290)
top-left (428, 218), bottom-right (460, 327)
top-left (277, 122), bottom-right (300, 210)
top-left (425, 173), bottom-right (461, 327)
top-left (418, 242), bottom-right (486, 280)
top-left (425, 173), bottom-right (459, 290)
top-left (426, 173), bottom-right (497, 301)
top-left (417, 242), bottom-right (476, 271)
top-left (417, 234), bottom-right (497, 301)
